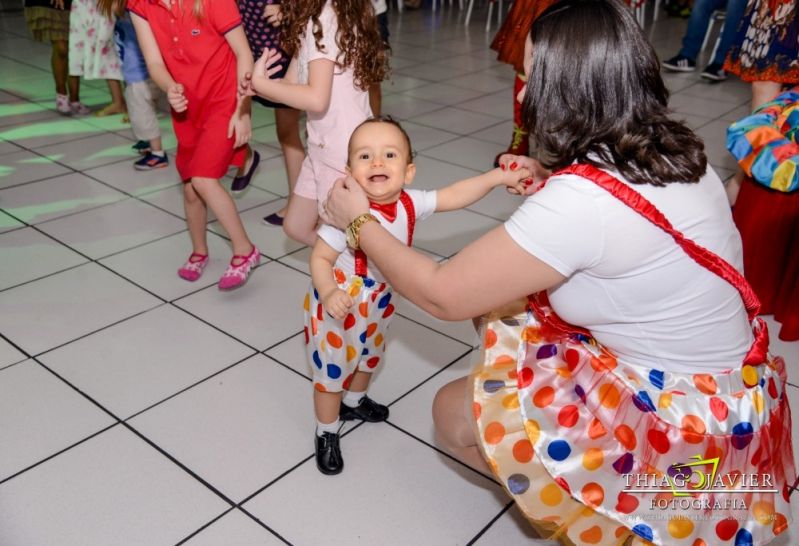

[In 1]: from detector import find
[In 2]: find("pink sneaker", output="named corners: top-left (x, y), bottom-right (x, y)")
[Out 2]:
top-left (218, 246), bottom-right (260, 290)
top-left (56, 94), bottom-right (71, 115)
top-left (178, 252), bottom-right (209, 282)
top-left (70, 101), bottom-right (91, 116)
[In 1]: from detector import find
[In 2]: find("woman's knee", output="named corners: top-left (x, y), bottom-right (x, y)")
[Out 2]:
top-left (52, 40), bottom-right (68, 58)
top-left (432, 377), bottom-right (474, 449)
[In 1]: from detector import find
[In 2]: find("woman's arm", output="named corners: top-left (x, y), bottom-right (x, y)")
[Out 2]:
top-left (252, 50), bottom-right (334, 114)
top-left (325, 179), bottom-right (565, 320)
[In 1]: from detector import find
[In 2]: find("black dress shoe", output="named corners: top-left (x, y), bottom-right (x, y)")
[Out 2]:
top-left (339, 396), bottom-right (389, 422)
top-left (315, 431), bottom-right (343, 475)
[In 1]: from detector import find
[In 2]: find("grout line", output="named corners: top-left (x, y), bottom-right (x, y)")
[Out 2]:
top-left (465, 501), bottom-right (515, 545)
top-left (236, 506), bottom-right (294, 545)
top-left (173, 508), bottom-right (235, 545)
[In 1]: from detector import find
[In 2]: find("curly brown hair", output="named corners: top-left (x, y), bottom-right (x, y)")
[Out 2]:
top-left (281, 0), bottom-right (389, 90)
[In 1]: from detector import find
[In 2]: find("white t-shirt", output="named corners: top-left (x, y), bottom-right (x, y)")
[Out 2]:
top-left (504, 166), bottom-right (753, 373)
top-left (296, 1), bottom-right (372, 162)
top-left (372, 0), bottom-right (387, 14)
top-left (318, 189), bottom-right (438, 282)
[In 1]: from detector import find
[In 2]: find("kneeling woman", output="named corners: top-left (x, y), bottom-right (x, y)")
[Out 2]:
top-left (324, 0), bottom-right (796, 544)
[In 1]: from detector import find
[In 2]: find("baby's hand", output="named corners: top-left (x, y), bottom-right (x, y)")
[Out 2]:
top-left (167, 83), bottom-right (188, 113)
top-left (498, 154), bottom-right (550, 196)
top-left (323, 289), bottom-right (354, 320)
top-left (495, 163), bottom-right (532, 195)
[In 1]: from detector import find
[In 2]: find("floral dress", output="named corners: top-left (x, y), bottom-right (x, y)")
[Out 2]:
top-left (68, 0), bottom-right (121, 80)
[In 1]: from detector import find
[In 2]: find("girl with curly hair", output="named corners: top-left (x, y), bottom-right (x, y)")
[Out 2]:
top-left (249, 0), bottom-right (388, 246)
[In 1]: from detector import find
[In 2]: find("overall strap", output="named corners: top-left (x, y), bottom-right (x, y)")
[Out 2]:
top-left (354, 191), bottom-right (416, 277)
top-left (553, 164), bottom-right (768, 369)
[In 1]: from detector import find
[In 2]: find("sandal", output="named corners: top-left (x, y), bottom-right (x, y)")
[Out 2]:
top-left (177, 252), bottom-right (209, 282)
top-left (218, 246), bottom-right (260, 290)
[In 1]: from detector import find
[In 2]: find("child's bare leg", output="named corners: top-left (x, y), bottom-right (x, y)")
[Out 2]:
top-left (97, 79), bottom-right (127, 116)
top-left (51, 39), bottom-right (69, 95)
top-left (314, 389), bottom-right (344, 425)
top-left (148, 136), bottom-right (164, 152)
top-left (432, 376), bottom-right (490, 475)
top-left (348, 369), bottom-right (374, 392)
top-left (283, 194), bottom-right (318, 247)
top-left (183, 182), bottom-right (209, 255)
top-left (275, 108), bottom-right (304, 216)
top-left (68, 75), bottom-right (80, 102)
top-left (189, 177), bottom-right (253, 255)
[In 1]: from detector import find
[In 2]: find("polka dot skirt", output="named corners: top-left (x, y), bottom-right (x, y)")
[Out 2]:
top-left (471, 297), bottom-right (795, 546)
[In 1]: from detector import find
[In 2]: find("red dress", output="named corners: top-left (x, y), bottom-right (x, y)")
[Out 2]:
top-left (127, 0), bottom-right (246, 180)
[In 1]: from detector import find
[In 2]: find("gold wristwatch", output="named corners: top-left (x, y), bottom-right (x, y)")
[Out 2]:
top-left (346, 213), bottom-right (378, 249)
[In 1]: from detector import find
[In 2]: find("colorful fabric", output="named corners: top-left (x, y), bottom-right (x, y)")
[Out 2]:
top-left (490, 0), bottom-right (559, 73)
top-left (238, 0), bottom-right (290, 108)
top-left (68, 0), bottom-right (122, 80)
top-left (304, 271), bottom-right (396, 392)
top-left (723, 0), bottom-right (799, 83)
top-left (472, 164), bottom-right (795, 546)
top-left (727, 87), bottom-right (799, 192)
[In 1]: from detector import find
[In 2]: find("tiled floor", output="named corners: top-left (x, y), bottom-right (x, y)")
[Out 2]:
top-left (0, 3), bottom-right (797, 545)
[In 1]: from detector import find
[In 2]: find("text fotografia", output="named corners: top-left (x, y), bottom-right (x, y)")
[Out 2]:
top-left (621, 455), bottom-right (777, 500)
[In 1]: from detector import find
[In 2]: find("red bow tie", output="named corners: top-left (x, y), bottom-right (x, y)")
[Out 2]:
top-left (370, 201), bottom-right (398, 223)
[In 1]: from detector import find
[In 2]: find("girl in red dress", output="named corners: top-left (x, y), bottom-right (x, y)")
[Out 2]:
top-left (129, 0), bottom-right (260, 290)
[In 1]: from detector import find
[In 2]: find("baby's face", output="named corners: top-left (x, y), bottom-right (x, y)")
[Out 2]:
top-left (348, 122), bottom-right (415, 204)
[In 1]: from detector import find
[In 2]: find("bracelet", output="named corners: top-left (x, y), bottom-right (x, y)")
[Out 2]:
top-left (345, 213), bottom-right (379, 250)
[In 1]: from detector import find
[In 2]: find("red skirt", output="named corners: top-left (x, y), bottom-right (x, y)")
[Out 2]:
top-left (490, 0), bottom-right (558, 73)
top-left (733, 177), bottom-right (799, 341)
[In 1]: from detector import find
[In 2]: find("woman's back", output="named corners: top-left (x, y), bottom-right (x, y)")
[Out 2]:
top-left (506, 166), bottom-right (753, 372)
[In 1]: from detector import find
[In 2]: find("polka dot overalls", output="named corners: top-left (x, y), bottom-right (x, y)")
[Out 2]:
top-left (471, 165), bottom-right (796, 546)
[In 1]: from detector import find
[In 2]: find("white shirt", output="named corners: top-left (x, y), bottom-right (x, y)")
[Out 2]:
top-left (319, 189), bottom-right (438, 282)
top-left (372, 0), bottom-right (387, 14)
top-left (504, 166), bottom-right (753, 372)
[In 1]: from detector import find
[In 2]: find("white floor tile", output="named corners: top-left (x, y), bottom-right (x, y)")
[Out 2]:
top-left (249, 154), bottom-right (292, 197)
top-left (84, 157), bottom-right (182, 197)
top-left (401, 120), bottom-right (460, 152)
top-left (471, 119), bottom-right (514, 147)
top-left (37, 198), bottom-right (186, 259)
top-left (244, 424), bottom-right (507, 545)
top-left (695, 119), bottom-right (741, 172)
top-left (474, 504), bottom-right (559, 545)
top-left (0, 98), bottom-right (61, 128)
top-left (0, 172), bottom-right (127, 224)
top-left (0, 359), bottom-right (115, 481)
top-left (0, 210), bottom-right (23, 233)
top-left (0, 226), bottom-right (87, 290)
top-left (412, 155), bottom-right (481, 191)
top-left (276, 246), bottom-right (311, 276)
top-left (129, 355), bottom-right (315, 501)
top-left (404, 82), bottom-right (488, 106)
top-left (3, 117), bottom-right (102, 149)
top-left (34, 133), bottom-right (137, 171)
top-left (0, 263), bottom-right (160, 355)
top-left (0, 138), bottom-right (23, 155)
top-left (0, 425), bottom-right (229, 546)
top-left (0, 337), bottom-right (25, 371)
top-left (410, 106), bottom-right (503, 136)
top-left (183, 510), bottom-right (284, 546)
top-left (175, 260), bottom-right (308, 350)
top-left (0, 149), bottom-right (71, 189)
top-left (209, 200), bottom-right (302, 260)
top-left (382, 93), bottom-right (446, 120)
top-left (669, 92), bottom-right (744, 119)
top-left (40, 305), bottom-right (255, 419)
top-left (423, 135), bottom-right (501, 172)
top-left (415, 207), bottom-right (501, 257)
top-left (99, 230), bottom-right (237, 301)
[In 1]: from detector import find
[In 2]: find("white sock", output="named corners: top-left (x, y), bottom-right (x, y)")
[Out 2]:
top-left (151, 150), bottom-right (165, 157)
top-left (342, 390), bottom-right (366, 408)
top-left (316, 418), bottom-right (341, 437)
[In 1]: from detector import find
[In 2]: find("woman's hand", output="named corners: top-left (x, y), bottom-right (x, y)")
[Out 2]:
top-left (227, 111), bottom-right (252, 148)
top-left (323, 176), bottom-right (370, 229)
top-left (263, 4), bottom-right (282, 26)
top-left (497, 154), bottom-right (551, 195)
top-left (167, 83), bottom-right (188, 112)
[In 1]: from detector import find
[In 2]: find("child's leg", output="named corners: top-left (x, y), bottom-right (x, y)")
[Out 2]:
top-left (96, 78), bottom-right (127, 116)
top-left (274, 107), bottom-right (304, 216)
top-left (314, 389), bottom-right (344, 426)
top-left (51, 39), bottom-right (69, 95)
top-left (183, 181), bottom-right (209, 255)
top-left (283, 194), bottom-right (318, 247)
top-left (189, 177), bottom-right (254, 256)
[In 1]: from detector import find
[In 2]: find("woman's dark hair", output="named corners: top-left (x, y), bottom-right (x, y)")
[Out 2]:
top-left (523, 0), bottom-right (707, 185)
top-left (281, 0), bottom-right (389, 91)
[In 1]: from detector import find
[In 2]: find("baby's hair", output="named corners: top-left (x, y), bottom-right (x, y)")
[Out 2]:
top-left (348, 115), bottom-right (414, 164)
top-left (281, 0), bottom-right (389, 91)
